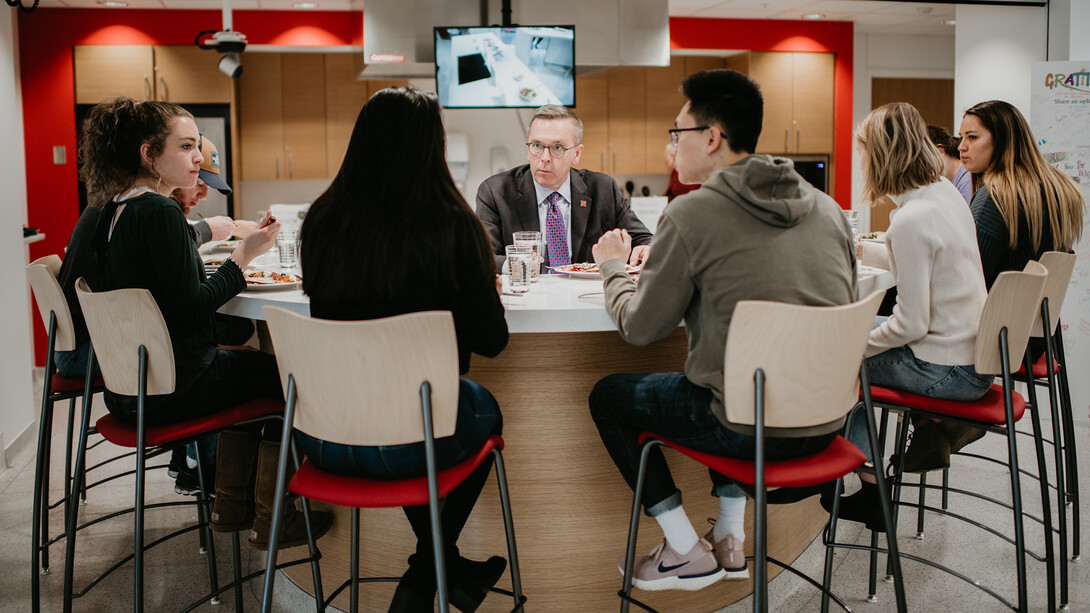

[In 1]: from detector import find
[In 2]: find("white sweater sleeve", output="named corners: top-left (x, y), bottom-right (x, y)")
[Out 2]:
top-left (865, 208), bottom-right (937, 358)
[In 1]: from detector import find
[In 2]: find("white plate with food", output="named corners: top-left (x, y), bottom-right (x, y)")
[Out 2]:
top-left (208, 239), bottom-right (242, 252)
top-left (552, 263), bottom-right (640, 279)
top-left (859, 232), bottom-right (886, 243)
top-left (243, 270), bottom-right (301, 292)
top-left (518, 87), bottom-right (537, 102)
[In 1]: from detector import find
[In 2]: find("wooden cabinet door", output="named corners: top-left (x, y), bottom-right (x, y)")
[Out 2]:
top-left (323, 54), bottom-right (371, 177)
top-left (750, 51), bottom-right (794, 154)
top-left (73, 45), bottom-right (154, 104)
top-left (644, 59), bottom-right (686, 173)
top-left (281, 54), bottom-right (327, 179)
top-left (239, 53), bottom-right (284, 181)
top-left (792, 52), bottom-right (834, 153)
top-left (683, 56), bottom-right (724, 78)
top-left (152, 45), bottom-right (232, 103)
top-left (575, 71), bottom-right (609, 173)
top-left (607, 68), bottom-right (646, 175)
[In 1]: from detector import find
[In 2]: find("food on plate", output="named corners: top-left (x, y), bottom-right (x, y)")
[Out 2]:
top-left (244, 270), bottom-right (299, 285)
top-left (519, 87), bottom-right (537, 101)
top-left (203, 258), bottom-right (226, 267)
top-left (218, 239), bottom-right (242, 248)
top-left (555, 262), bottom-right (640, 275)
top-left (513, 72), bottom-right (526, 81)
top-left (859, 232), bottom-right (885, 241)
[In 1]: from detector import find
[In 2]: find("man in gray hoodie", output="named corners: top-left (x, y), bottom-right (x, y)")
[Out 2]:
top-left (589, 69), bottom-right (857, 592)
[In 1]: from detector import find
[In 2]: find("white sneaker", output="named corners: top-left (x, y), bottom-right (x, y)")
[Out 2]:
top-left (617, 538), bottom-right (726, 591)
top-left (704, 529), bottom-right (750, 580)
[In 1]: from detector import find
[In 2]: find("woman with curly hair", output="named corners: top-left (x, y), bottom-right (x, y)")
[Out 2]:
top-left (82, 97), bottom-right (330, 549)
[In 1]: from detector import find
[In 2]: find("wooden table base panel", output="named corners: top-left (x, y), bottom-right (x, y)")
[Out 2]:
top-left (280, 329), bottom-right (829, 611)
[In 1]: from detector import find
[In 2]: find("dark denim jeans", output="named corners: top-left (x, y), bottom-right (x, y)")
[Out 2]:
top-left (296, 379), bottom-right (502, 479)
top-left (103, 349), bottom-right (282, 431)
top-left (589, 372), bottom-right (836, 517)
top-left (54, 341), bottom-right (99, 379)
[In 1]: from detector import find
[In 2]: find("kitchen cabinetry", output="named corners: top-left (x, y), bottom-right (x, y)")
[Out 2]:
top-left (575, 71), bottom-right (609, 173)
top-left (744, 51), bottom-right (834, 154)
top-left (73, 45), bottom-right (232, 105)
top-left (238, 53), bottom-right (327, 180)
top-left (607, 68), bottom-right (646, 175)
top-left (323, 53), bottom-right (408, 177)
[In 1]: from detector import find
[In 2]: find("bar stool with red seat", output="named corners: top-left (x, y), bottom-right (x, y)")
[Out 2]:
top-left (260, 307), bottom-right (525, 613)
top-left (618, 291), bottom-right (906, 613)
top-left (871, 261), bottom-right (1052, 612)
top-left (26, 255), bottom-right (108, 613)
top-left (63, 278), bottom-right (324, 612)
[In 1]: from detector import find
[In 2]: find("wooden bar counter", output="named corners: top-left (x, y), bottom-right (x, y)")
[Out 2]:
top-left (222, 269), bottom-right (894, 612)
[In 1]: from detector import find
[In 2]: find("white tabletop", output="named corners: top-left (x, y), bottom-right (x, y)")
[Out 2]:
top-left (220, 267), bottom-right (895, 334)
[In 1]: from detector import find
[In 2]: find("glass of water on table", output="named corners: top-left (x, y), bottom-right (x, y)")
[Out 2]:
top-left (278, 229), bottom-right (298, 269)
top-left (512, 231), bottom-right (543, 282)
top-left (505, 245), bottom-right (533, 294)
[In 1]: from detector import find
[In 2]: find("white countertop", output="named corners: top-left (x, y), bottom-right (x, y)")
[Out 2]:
top-left (219, 267), bottom-right (895, 334)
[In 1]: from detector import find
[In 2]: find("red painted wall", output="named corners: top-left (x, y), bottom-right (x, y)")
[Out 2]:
top-left (19, 9), bottom-right (362, 365)
top-left (669, 17), bottom-right (853, 210)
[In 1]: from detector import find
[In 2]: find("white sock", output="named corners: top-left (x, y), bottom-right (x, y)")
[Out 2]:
top-left (654, 505), bottom-right (700, 555)
top-left (714, 496), bottom-right (747, 544)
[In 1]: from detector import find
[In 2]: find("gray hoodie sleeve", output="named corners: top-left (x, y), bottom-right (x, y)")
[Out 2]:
top-left (600, 213), bottom-right (693, 346)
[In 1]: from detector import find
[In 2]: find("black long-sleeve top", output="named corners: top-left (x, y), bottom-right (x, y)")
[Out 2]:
top-left (304, 214), bottom-right (508, 375)
top-left (94, 193), bottom-right (245, 394)
top-left (970, 186), bottom-right (1055, 290)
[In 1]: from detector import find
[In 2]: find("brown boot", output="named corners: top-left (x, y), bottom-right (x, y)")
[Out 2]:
top-left (248, 440), bottom-right (332, 550)
top-left (210, 430), bottom-right (260, 533)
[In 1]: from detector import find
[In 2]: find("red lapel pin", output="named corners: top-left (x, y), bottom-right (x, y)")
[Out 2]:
top-left (580, 200), bottom-right (587, 207)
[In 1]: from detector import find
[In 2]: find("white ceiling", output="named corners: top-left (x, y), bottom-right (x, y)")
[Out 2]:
top-left (28, 0), bottom-right (958, 36)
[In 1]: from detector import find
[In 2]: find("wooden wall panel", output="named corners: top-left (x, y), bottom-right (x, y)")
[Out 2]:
top-left (871, 78), bottom-right (955, 133)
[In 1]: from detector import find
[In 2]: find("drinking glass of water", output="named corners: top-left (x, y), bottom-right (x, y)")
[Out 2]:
top-left (512, 231), bottom-right (543, 282)
top-left (505, 245), bottom-right (533, 294)
top-left (278, 230), bottom-right (298, 269)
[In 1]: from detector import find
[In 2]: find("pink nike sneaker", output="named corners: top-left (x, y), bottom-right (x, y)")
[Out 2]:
top-left (618, 538), bottom-right (726, 591)
top-left (704, 530), bottom-right (750, 580)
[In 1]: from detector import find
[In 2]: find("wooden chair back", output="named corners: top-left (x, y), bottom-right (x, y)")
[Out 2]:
top-left (74, 278), bottom-right (176, 396)
top-left (27, 255), bottom-right (77, 352)
top-left (1032, 251), bottom-right (1076, 337)
top-left (723, 290), bottom-right (885, 433)
top-left (263, 307), bottom-right (460, 446)
top-left (974, 261), bottom-right (1048, 375)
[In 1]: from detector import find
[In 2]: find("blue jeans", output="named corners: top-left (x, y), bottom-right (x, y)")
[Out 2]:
top-left (296, 379), bottom-right (502, 479)
top-left (54, 341), bottom-right (99, 379)
top-left (589, 373), bottom-right (836, 517)
top-left (851, 316), bottom-right (995, 460)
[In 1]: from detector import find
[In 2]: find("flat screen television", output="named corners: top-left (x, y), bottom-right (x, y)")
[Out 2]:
top-left (435, 26), bottom-right (575, 109)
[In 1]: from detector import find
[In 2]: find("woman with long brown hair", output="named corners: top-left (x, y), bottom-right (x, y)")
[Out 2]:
top-left (960, 99), bottom-right (1085, 289)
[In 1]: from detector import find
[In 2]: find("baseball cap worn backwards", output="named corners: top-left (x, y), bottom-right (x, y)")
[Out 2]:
top-left (198, 136), bottom-right (232, 195)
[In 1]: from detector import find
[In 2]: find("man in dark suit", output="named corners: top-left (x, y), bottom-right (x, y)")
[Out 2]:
top-left (476, 105), bottom-right (653, 269)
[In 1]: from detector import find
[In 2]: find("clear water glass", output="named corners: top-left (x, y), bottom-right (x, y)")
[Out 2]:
top-left (512, 231), bottom-right (543, 282)
top-left (505, 245), bottom-right (533, 294)
top-left (278, 230), bottom-right (298, 269)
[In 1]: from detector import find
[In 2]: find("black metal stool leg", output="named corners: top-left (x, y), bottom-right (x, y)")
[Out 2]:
top-left (915, 472), bottom-right (927, 540)
top-left (1023, 351), bottom-right (1057, 612)
top-left (619, 441), bottom-right (657, 613)
top-left (31, 328), bottom-right (58, 613)
top-left (493, 449), bottom-right (525, 610)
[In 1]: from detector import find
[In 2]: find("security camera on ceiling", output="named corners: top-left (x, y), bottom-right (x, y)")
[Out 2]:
top-left (196, 30), bottom-right (248, 78)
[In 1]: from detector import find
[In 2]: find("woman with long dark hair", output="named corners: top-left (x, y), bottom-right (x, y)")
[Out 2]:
top-left (81, 97), bottom-right (330, 550)
top-left (298, 87), bottom-right (509, 613)
top-left (960, 100), bottom-right (1085, 289)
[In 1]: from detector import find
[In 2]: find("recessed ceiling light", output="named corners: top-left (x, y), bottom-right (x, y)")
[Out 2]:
top-left (96, 0), bottom-right (129, 6)
top-left (292, 2), bottom-right (319, 7)
top-left (801, 13), bottom-right (824, 20)
top-left (941, 19), bottom-right (956, 26)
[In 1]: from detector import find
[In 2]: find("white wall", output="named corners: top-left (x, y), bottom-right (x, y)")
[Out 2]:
top-left (954, 5), bottom-right (1048, 123)
top-left (851, 32), bottom-right (955, 231)
top-left (0, 7), bottom-right (37, 464)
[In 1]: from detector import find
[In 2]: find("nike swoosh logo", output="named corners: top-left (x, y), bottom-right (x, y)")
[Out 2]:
top-left (657, 560), bottom-right (690, 573)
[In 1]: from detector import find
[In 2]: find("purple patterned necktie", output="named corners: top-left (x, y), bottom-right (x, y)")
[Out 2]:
top-left (544, 191), bottom-right (569, 268)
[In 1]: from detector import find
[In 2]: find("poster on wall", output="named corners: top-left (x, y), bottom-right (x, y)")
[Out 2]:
top-left (1031, 61), bottom-right (1090, 422)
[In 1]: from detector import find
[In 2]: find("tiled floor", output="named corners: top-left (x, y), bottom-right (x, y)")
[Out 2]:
top-left (2, 372), bottom-right (1088, 612)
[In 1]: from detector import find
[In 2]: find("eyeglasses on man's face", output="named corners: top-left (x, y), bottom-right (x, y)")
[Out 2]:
top-left (668, 126), bottom-right (709, 147)
top-left (526, 142), bottom-right (577, 158)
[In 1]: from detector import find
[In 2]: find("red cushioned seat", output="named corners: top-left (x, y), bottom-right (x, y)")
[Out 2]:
top-left (1013, 354), bottom-right (1060, 378)
top-left (868, 383), bottom-right (1024, 425)
top-left (95, 397), bottom-right (284, 448)
top-left (51, 372), bottom-right (105, 394)
top-left (636, 433), bottom-right (865, 488)
top-left (289, 436), bottom-right (503, 508)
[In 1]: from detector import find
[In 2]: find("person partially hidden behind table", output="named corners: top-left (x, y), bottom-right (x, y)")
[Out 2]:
top-left (822, 103), bottom-right (993, 528)
top-left (82, 97), bottom-right (331, 550)
top-left (298, 86), bottom-right (510, 613)
top-left (587, 69), bottom-right (857, 591)
top-left (475, 104), bottom-right (653, 270)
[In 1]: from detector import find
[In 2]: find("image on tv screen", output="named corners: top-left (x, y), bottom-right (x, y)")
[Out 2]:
top-left (435, 26), bottom-right (575, 108)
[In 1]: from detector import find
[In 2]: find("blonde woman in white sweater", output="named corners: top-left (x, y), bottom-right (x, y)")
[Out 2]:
top-left (824, 102), bottom-right (992, 531)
